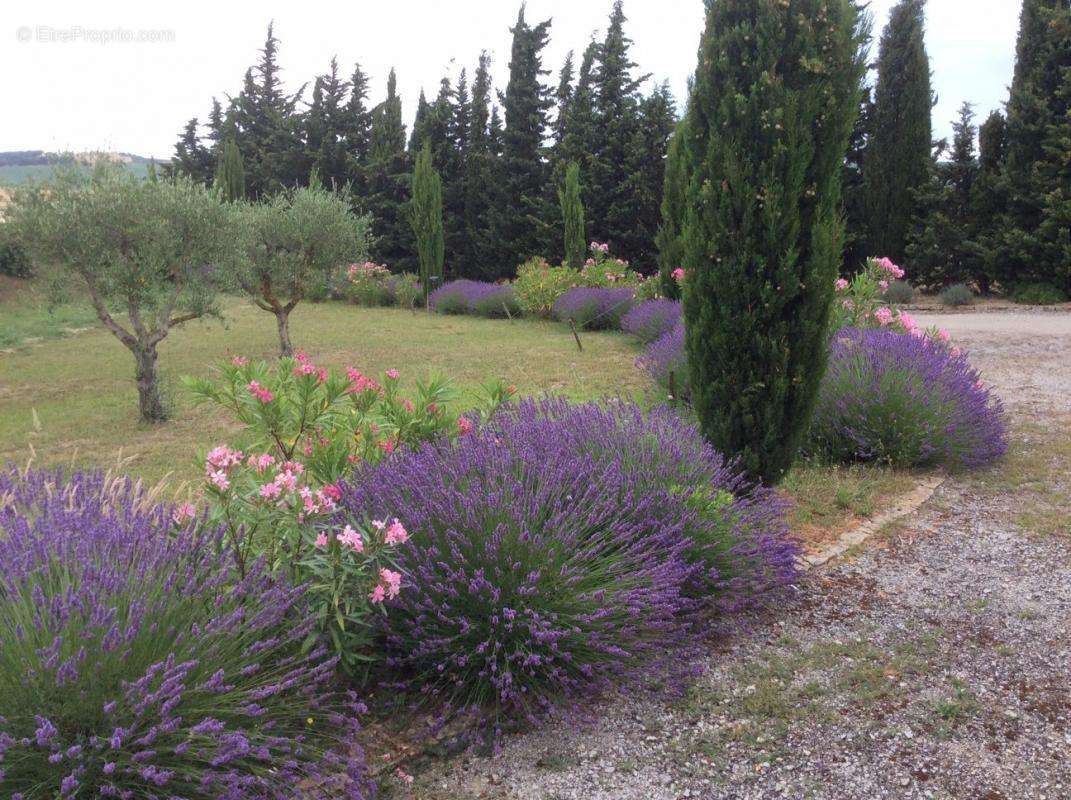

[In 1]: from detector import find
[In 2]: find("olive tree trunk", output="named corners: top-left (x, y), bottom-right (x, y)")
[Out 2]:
top-left (275, 309), bottom-right (294, 358)
top-left (133, 342), bottom-right (167, 423)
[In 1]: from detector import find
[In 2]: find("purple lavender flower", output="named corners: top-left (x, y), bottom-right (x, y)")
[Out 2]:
top-left (807, 328), bottom-right (1008, 468)
top-left (429, 280), bottom-right (519, 318)
top-left (638, 319), bottom-right (690, 400)
top-left (552, 287), bottom-right (636, 330)
top-left (621, 299), bottom-right (682, 343)
top-left (0, 467), bottom-right (373, 799)
top-left (340, 398), bottom-right (796, 720)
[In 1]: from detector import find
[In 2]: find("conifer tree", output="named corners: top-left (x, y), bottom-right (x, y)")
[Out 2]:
top-left (213, 139), bottom-right (246, 202)
top-left (410, 143), bottom-right (445, 302)
top-left (461, 52), bottom-right (505, 279)
top-left (682, 0), bottom-right (867, 484)
top-left (558, 41), bottom-right (600, 215)
top-left (842, 88), bottom-right (874, 271)
top-left (366, 69), bottom-right (414, 270)
top-left (553, 51), bottom-right (575, 146)
top-left (864, 0), bottom-right (932, 265)
top-left (1001, 0), bottom-right (1071, 292)
top-left (342, 63), bottom-right (373, 166)
top-left (970, 110), bottom-right (1008, 293)
top-left (172, 118), bottom-right (214, 184)
top-left (559, 161), bottom-right (586, 268)
top-left (656, 118), bottom-right (689, 299)
top-left (305, 57), bottom-right (351, 190)
top-left (495, 5), bottom-right (555, 266)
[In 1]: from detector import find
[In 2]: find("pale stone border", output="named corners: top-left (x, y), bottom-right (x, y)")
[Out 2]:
top-left (801, 475), bottom-right (945, 569)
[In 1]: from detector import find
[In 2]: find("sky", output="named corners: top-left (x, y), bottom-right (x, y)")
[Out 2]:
top-left (1, 0), bottom-right (1023, 159)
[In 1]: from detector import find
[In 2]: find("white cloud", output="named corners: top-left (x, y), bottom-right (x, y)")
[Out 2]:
top-left (0, 0), bottom-right (1020, 158)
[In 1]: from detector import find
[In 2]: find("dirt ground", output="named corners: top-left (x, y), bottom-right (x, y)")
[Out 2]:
top-left (398, 311), bottom-right (1071, 800)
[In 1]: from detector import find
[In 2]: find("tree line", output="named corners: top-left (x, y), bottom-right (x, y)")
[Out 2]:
top-left (169, 2), bottom-right (676, 279)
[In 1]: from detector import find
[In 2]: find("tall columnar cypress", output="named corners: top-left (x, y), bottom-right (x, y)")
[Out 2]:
top-left (559, 161), bottom-right (586, 268)
top-left (410, 143), bottom-right (444, 302)
top-left (1002, 0), bottom-right (1071, 291)
top-left (682, 0), bottom-right (867, 484)
top-left (656, 118), bottom-right (689, 300)
top-left (864, 0), bottom-right (932, 265)
top-left (971, 110), bottom-right (1009, 293)
top-left (367, 68), bottom-right (414, 271)
top-left (841, 88), bottom-right (874, 272)
top-left (213, 139), bottom-right (246, 202)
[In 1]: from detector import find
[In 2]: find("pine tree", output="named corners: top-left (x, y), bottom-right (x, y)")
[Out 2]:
top-left (553, 51), bottom-right (575, 146)
top-left (172, 118), bottom-right (214, 184)
top-left (213, 139), bottom-right (246, 202)
top-left (410, 142), bottom-right (445, 302)
top-left (682, 0), bottom-right (867, 484)
top-left (305, 57), bottom-right (351, 190)
top-left (461, 52), bottom-right (506, 279)
top-left (656, 117), bottom-right (689, 299)
top-left (1001, 0), bottom-right (1071, 292)
top-left (559, 161), bottom-right (586, 268)
top-left (495, 5), bottom-right (555, 267)
top-left (366, 68), bottom-right (414, 271)
top-left (558, 41), bottom-right (600, 219)
top-left (864, 0), bottom-right (933, 265)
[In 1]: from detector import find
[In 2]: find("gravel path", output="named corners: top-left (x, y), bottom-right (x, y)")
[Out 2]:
top-left (403, 312), bottom-right (1071, 800)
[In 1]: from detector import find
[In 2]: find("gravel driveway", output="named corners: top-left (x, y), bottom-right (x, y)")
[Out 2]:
top-left (403, 312), bottom-right (1071, 800)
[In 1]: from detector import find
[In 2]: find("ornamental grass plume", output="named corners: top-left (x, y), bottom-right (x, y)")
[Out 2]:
top-left (807, 328), bottom-right (1008, 468)
top-left (621, 299), bottom-right (682, 343)
top-left (0, 467), bottom-right (372, 800)
top-left (340, 398), bottom-right (797, 721)
top-left (551, 286), bottom-right (635, 330)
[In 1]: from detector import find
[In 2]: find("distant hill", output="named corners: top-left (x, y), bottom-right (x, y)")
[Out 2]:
top-left (0, 151), bottom-right (159, 186)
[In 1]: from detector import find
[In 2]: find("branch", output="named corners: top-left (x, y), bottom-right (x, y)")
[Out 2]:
top-left (85, 279), bottom-right (138, 351)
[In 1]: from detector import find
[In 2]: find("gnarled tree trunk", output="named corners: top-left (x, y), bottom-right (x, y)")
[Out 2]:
top-left (275, 309), bottom-right (294, 358)
top-left (133, 341), bottom-right (167, 423)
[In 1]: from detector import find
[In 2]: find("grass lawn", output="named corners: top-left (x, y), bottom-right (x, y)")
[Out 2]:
top-left (0, 278), bottom-right (919, 547)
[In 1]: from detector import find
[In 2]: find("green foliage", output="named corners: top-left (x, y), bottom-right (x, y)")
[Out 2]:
top-left (940, 283), bottom-right (975, 306)
top-left (864, 0), bottom-right (933, 265)
top-left (234, 184), bottom-right (370, 355)
top-left (409, 142), bottom-right (444, 303)
top-left (0, 224), bottom-right (32, 277)
top-left (559, 161), bottom-right (586, 268)
top-left (681, 0), bottom-right (868, 484)
top-left (513, 257), bottom-right (582, 317)
top-left (8, 163), bottom-right (236, 422)
top-left (212, 139), bottom-right (245, 201)
top-left (656, 119), bottom-right (689, 300)
top-left (1010, 282), bottom-right (1067, 305)
top-left (391, 272), bottom-right (422, 310)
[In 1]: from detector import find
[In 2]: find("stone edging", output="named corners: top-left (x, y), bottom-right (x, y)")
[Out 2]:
top-left (801, 475), bottom-right (945, 569)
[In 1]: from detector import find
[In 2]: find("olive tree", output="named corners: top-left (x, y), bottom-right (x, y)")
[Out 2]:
top-left (9, 164), bottom-right (236, 423)
top-left (235, 185), bottom-right (370, 356)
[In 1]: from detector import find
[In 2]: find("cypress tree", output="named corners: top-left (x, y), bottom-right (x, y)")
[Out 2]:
top-left (495, 5), bottom-right (554, 267)
top-left (682, 0), bottom-right (867, 484)
top-left (410, 142), bottom-right (445, 302)
top-left (461, 53), bottom-right (507, 279)
top-left (553, 51), bottom-right (575, 146)
top-left (970, 110), bottom-right (1008, 293)
top-left (656, 118), bottom-right (689, 299)
top-left (842, 88), bottom-right (874, 271)
top-left (1002, 0), bottom-right (1071, 291)
top-left (864, 0), bottom-right (932, 265)
top-left (366, 68), bottom-right (414, 270)
top-left (171, 118), bottom-right (214, 184)
top-left (559, 161), bottom-right (586, 268)
top-left (558, 41), bottom-right (600, 226)
top-left (213, 139), bottom-right (246, 202)
top-left (305, 57), bottom-right (351, 190)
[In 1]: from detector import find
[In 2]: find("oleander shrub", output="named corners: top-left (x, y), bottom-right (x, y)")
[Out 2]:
top-left (346, 261), bottom-right (395, 307)
top-left (513, 257), bottom-right (583, 317)
top-left (1011, 282), bottom-right (1067, 306)
top-left (341, 398), bottom-right (797, 719)
top-left (0, 467), bottom-right (372, 800)
top-left (882, 279), bottom-right (915, 305)
top-left (807, 328), bottom-right (1007, 469)
top-left (551, 286), bottom-right (635, 330)
top-left (939, 283), bottom-right (974, 307)
top-left (639, 319), bottom-right (690, 401)
top-left (390, 272), bottom-right (422, 309)
top-left (621, 299), bottom-right (682, 343)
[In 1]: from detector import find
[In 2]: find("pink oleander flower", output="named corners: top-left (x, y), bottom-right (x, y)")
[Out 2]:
top-left (384, 519), bottom-right (408, 545)
top-left (321, 484), bottom-right (341, 501)
top-left (873, 307), bottom-right (894, 326)
top-left (936, 328), bottom-right (951, 343)
top-left (457, 417), bottom-right (473, 436)
top-left (672, 268), bottom-right (686, 283)
top-left (369, 584), bottom-right (386, 603)
top-left (378, 438), bottom-right (396, 454)
top-left (316, 366), bottom-right (328, 384)
top-left (230, 355), bottom-right (249, 367)
top-left (834, 278), bottom-right (849, 291)
top-left (171, 502), bottom-right (197, 524)
top-left (247, 380), bottom-right (273, 403)
top-left (897, 310), bottom-right (918, 333)
top-left (314, 532), bottom-right (329, 547)
top-left (879, 279), bottom-right (889, 291)
top-left (246, 453), bottom-right (275, 473)
top-left (347, 368), bottom-right (381, 394)
top-left (401, 398), bottom-right (414, 413)
top-left (876, 257), bottom-right (906, 279)
top-left (371, 519), bottom-right (387, 531)
top-left (295, 352), bottom-right (310, 363)
top-left (314, 489), bottom-right (337, 512)
top-left (207, 470), bottom-right (230, 491)
top-left (293, 362), bottom-right (317, 377)
top-left (842, 298), bottom-right (854, 310)
top-left (385, 369), bottom-right (400, 380)
top-left (282, 461), bottom-right (305, 475)
top-left (259, 480), bottom-right (283, 500)
top-left (379, 568), bottom-right (402, 599)
top-left (337, 524), bottom-right (364, 553)
top-left (206, 445), bottom-right (244, 471)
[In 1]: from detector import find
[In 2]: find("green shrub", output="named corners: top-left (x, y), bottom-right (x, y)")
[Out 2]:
top-left (939, 283), bottom-right (974, 307)
top-left (1011, 282), bottom-right (1066, 305)
top-left (882, 279), bottom-right (915, 304)
top-left (392, 272), bottom-right (422, 309)
top-left (513, 257), bottom-right (582, 317)
top-left (0, 226), bottom-right (32, 277)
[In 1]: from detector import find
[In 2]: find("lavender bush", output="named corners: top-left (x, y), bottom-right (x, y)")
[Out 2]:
top-left (341, 398), bottom-right (796, 720)
top-left (551, 286), bottom-right (635, 330)
top-left (621, 299), bottom-right (682, 343)
top-left (0, 467), bottom-right (372, 799)
top-left (429, 280), bottom-right (520, 318)
top-left (807, 328), bottom-right (1008, 468)
top-left (639, 319), bottom-right (690, 400)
